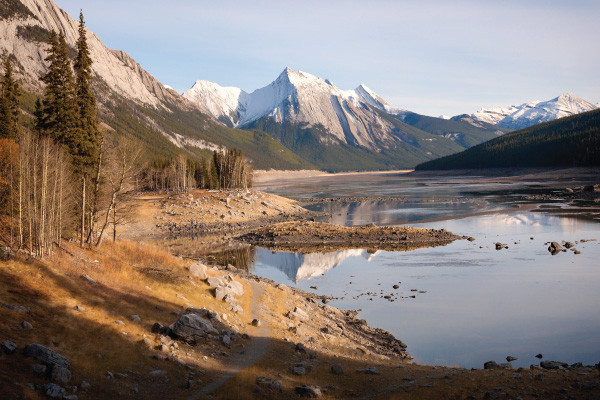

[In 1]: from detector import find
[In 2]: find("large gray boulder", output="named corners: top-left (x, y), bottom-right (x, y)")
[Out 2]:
top-left (23, 344), bottom-right (70, 369)
top-left (540, 360), bottom-right (568, 369)
top-left (169, 313), bottom-right (218, 343)
top-left (189, 262), bottom-right (207, 279)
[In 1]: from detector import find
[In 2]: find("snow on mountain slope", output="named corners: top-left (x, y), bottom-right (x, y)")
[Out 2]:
top-left (184, 80), bottom-right (248, 126)
top-left (466, 93), bottom-right (597, 130)
top-left (184, 67), bottom-right (411, 149)
top-left (1, 0), bottom-right (184, 109)
top-left (497, 93), bottom-right (597, 130)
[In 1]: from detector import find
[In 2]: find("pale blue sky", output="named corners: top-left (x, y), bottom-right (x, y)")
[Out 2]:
top-left (56, 0), bottom-right (600, 116)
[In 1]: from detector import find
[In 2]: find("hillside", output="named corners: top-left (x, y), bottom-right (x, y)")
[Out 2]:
top-left (415, 109), bottom-right (600, 170)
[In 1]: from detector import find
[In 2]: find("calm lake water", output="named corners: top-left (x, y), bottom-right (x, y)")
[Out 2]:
top-left (247, 170), bottom-right (600, 368)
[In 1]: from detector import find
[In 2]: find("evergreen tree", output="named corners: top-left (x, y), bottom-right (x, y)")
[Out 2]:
top-left (73, 11), bottom-right (99, 172)
top-left (74, 12), bottom-right (101, 245)
top-left (0, 57), bottom-right (21, 139)
top-left (40, 30), bottom-right (77, 143)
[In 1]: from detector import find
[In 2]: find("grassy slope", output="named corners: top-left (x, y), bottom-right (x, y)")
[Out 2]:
top-left (416, 108), bottom-right (600, 170)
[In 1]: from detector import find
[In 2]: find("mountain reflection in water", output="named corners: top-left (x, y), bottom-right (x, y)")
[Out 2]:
top-left (252, 248), bottom-right (380, 283)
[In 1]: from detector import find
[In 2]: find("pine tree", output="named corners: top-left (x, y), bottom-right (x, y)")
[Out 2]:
top-left (73, 12), bottom-right (101, 245)
top-left (40, 30), bottom-right (77, 143)
top-left (0, 57), bottom-right (21, 139)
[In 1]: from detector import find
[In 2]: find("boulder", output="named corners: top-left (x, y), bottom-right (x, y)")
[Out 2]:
top-left (292, 366), bottom-right (306, 375)
top-left (540, 360), bottom-right (568, 369)
top-left (255, 376), bottom-right (283, 392)
top-left (548, 242), bottom-right (563, 255)
top-left (42, 383), bottom-right (65, 399)
top-left (484, 360), bottom-right (499, 369)
top-left (331, 364), bottom-right (344, 375)
top-left (23, 344), bottom-right (70, 369)
top-left (295, 385), bottom-right (322, 398)
top-left (169, 313), bottom-right (218, 343)
top-left (287, 307), bottom-right (309, 322)
top-left (189, 262), bottom-right (207, 279)
top-left (251, 319), bottom-right (261, 327)
top-left (1, 340), bottom-right (17, 354)
top-left (51, 366), bottom-right (71, 383)
top-left (20, 320), bottom-right (33, 329)
top-left (207, 277), bottom-right (225, 288)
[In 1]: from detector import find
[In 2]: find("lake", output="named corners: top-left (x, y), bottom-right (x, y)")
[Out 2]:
top-left (249, 169), bottom-right (600, 368)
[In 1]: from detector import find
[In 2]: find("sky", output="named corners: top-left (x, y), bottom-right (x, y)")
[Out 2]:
top-left (55, 0), bottom-right (600, 117)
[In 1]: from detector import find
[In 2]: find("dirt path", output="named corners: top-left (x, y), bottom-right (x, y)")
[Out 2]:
top-left (189, 281), bottom-right (271, 399)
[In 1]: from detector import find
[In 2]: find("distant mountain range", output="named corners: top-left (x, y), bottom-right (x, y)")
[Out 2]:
top-left (184, 68), bottom-right (505, 170)
top-left (455, 93), bottom-right (598, 130)
top-left (416, 108), bottom-right (600, 170)
top-left (3, 0), bottom-right (596, 172)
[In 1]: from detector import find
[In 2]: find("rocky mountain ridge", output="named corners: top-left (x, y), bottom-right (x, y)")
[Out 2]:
top-left (463, 93), bottom-right (598, 130)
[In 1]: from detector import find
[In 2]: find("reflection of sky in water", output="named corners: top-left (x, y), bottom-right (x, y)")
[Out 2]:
top-left (251, 212), bottom-right (600, 368)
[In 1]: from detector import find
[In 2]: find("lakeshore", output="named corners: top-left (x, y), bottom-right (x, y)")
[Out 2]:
top-left (2, 171), bottom-right (600, 399)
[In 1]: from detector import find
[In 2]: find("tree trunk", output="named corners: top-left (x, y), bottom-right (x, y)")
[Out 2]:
top-left (80, 175), bottom-right (85, 248)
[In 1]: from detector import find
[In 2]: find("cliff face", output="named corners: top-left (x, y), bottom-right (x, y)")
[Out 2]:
top-left (1, 0), bottom-right (190, 110)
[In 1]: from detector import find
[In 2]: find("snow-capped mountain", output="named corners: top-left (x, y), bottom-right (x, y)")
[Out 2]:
top-left (184, 67), bottom-right (409, 150)
top-left (466, 93), bottom-right (597, 130)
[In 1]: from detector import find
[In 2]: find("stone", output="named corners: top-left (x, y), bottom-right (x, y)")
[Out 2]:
top-left (189, 262), bottom-right (207, 279)
top-left (207, 277), bottom-right (225, 288)
top-left (484, 391), bottom-right (499, 399)
top-left (80, 381), bottom-right (91, 391)
top-left (393, 284), bottom-right (399, 289)
top-left (295, 385), bottom-right (322, 398)
top-left (23, 344), bottom-right (70, 369)
top-left (51, 366), bottom-right (72, 383)
top-left (296, 343), bottom-right (306, 352)
top-left (484, 361), bottom-right (499, 370)
top-left (149, 369), bottom-right (167, 377)
top-left (564, 241), bottom-right (574, 249)
top-left (506, 356), bottom-right (518, 362)
top-left (1, 340), bottom-right (17, 354)
top-left (357, 367), bottom-right (379, 375)
top-left (467, 237), bottom-right (476, 241)
top-left (540, 360), bottom-right (568, 370)
top-left (130, 314), bottom-right (141, 323)
top-left (31, 364), bottom-right (47, 376)
top-left (151, 322), bottom-right (168, 334)
top-left (251, 319), bottom-right (261, 327)
top-left (2, 304), bottom-right (29, 313)
top-left (331, 364), bottom-right (343, 375)
top-left (221, 334), bottom-right (231, 347)
top-left (255, 376), bottom-right (283, 392)
top-left (115, 320), bottom-right (124, 325)
top-left (42, 383), bottom-right (65, 399)
top-left (499, 362), bottom-right (513, 369)
top-left (80, 274), bottom-right (98, 286)
top-left (142, 338), bottom-right (152, 347)
top-left (73, 305), bottom-right (85, 312)
top-left (495, 243), bottom-right (504, 250)
top-left (292, 366), bottom-right (306, 375)
top-left (287, 307), bottom-right (309, 322)
top-left (548, 242), bottom-right (563, 255)
top-left (535, 353), bottom-right (543, 359)
top-left (20, 320), bottom-right (33, 329)
top-left (169, 313), bottom-right (218, 343)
